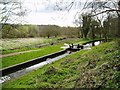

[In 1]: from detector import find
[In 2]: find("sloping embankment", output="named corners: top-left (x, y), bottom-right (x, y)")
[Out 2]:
top-left (3, 41), bottom-right (120, 88)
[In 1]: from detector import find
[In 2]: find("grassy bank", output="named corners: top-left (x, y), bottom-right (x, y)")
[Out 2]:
top-left (2, 38), bottom-right (91, 69)
top-left (1, 44), bottom-right (62, 69)
top-left (3, 41), bottom-right (120, 88)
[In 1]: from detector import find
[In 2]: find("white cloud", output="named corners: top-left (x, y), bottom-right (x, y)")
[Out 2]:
top-left (5, 0), bottom-right (112, 26)
top-left (23, 9), bottom-right (78, 27)
top-left (19, 0), bottom-right (80, 26)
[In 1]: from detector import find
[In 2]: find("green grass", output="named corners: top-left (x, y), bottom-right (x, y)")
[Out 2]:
top-left (2, 47), bottom-right (39, 54)
top-left (2, 50), bottom-right (88, 88)
top-left (3, 40), bottom-right (120, 88)
top-left (2, 44), bottom-right (63, 69)
top-left (2, 38), bottom-right (91, 68)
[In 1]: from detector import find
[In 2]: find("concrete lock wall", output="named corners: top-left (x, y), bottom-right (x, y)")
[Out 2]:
top-left (0, 49), bottom-right (68, 76)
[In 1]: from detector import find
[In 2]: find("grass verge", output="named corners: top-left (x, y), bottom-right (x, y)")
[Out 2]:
top-left (2, 44), bottom-right (62, 69)
top-left (2, 40), bottom-right (120, 88)
top-left (1, 38), bottom-right (91, 69)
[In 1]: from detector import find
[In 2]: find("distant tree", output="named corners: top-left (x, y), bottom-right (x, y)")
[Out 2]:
top-left (103, 14), bottom-right (118, 39)
top-left (2, 24), bottom-right (13, 38)
top-left (110, 17), bottom-right (118, 37)
top-left (42, 25), bottom-right (52, 38)
top-left (28, 25), bottom-right (39, 37)
top-left (17, 25), bottom-right (29, 38)
top-left (82, 14), bottom-right (91, 38)
top-left (51, 25), bottom-right (60, 37)
top-left (90, 19), bottom-right (99, 39)
top-left (103, 16), bottom-right (110, 41)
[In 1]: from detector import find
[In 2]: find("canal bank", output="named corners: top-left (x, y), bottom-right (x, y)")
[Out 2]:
top-left (0, 40), bottom-right (104, 83)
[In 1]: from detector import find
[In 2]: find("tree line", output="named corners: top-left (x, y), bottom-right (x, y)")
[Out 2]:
top-left (1, 13), bottom-right (118, 40)
top-left (76, 13), bottom-right (118, 40)
top-left (1, 0), bottom-right (119, 40)
top-left (1, 24), bottom-right (80, 38)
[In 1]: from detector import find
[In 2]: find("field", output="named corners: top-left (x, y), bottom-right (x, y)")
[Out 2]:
top-left (1, 38), bottom-right (54, 50)
top-left (1, 38), bottom-right (58, 54)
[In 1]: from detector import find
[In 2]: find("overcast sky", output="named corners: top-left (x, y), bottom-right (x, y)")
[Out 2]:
top-left (18, 0), bottom-right (79, 26)
top-left (1, 0), bottom-right (115, 27)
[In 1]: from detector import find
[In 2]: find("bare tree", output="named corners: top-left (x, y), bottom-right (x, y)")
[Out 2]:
top-left (82, 13), bottom-right (91, 38)
top-left (54, 0), bottom-right (120, 37)
top-left (0, 0), bottom-right (27, 28)
top-left (84, 0), bottom-right (120, 37)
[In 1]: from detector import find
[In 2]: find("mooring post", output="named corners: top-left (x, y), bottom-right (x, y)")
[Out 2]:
top-left (81, 45), bottom-right (84, 49)
top-left (77, 44), bottom-right (80, 49)
top-left (71, 43), bottom-right (73, 49)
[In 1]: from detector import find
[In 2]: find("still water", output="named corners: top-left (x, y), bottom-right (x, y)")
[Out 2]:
top-left (83, 41), bottom-right (101, 50)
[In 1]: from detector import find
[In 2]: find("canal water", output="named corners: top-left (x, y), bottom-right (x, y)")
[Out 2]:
top-left (83, 41), bottom-right (102, 50)
top-left (0, 41), bottom-right (102, 84)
